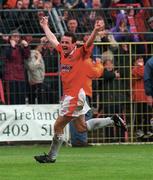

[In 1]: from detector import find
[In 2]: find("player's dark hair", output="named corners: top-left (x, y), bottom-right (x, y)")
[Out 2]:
top-left (64, 31), bottom-right (77, 43)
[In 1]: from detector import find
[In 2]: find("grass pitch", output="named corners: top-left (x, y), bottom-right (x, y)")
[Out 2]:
top-left (0, 144), bottom-right (153, 180)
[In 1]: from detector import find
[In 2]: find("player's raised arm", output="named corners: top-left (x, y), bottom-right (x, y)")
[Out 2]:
top-left (86, 20), bottom-right (105, 48)
top-left (40, 16), bottom-right (59, 48)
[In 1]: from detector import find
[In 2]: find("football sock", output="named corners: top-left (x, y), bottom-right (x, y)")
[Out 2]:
top-left (86, 117), bottom-right (114, 131)
top-left (48, 134), bottom-right (64, 160)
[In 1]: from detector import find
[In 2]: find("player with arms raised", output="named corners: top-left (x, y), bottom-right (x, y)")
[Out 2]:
top-left (34, 16), bottom-right (127, 163)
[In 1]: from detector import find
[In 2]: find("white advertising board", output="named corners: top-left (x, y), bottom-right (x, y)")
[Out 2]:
top-left (0, 104), bottom-right (69, 142)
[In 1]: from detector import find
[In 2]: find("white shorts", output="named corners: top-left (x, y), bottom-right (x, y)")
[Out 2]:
top-left (59, 88), bottom-right (90, 117)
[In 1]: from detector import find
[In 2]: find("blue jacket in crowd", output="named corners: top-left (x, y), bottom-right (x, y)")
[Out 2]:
top-left (144, 56), bottom-right (153, 97)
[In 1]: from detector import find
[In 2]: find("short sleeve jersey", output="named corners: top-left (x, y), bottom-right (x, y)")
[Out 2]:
top-left (56, 43), bottom-right (93, 96)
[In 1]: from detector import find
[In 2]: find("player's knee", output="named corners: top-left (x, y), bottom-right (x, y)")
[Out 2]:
top-left (76, 125), bottom-right (87, 133)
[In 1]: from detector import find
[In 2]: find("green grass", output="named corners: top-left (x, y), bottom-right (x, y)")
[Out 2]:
top-left (0, 144), bottom-right (153, 180)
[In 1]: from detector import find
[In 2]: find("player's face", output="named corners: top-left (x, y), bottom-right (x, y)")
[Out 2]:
top-left (61, 36), bottom-right (76, 56)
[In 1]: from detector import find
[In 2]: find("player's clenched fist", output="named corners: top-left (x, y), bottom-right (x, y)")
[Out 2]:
top-left (40, 16), bottom-right (48, 27)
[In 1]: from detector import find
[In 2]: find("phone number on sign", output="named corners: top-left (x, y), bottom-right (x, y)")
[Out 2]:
top-left (2, 124), bottom-right (53, 136)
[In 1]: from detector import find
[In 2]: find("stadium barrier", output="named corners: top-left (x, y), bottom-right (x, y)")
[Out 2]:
top-left (0, 41), bottom-right (153, 144)
top-left (88, 41), bottom-right (153, 144)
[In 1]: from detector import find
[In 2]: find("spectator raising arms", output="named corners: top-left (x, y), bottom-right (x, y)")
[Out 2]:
top-left (3, 30), bottom-right (30, 104)
top-left (98, 52), bottom-right (126, 142)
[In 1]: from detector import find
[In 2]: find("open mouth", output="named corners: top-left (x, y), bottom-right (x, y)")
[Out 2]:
top-left (62, 47), bottom-right (69, 55)
top-left (62, 46), bottom-right (68, 50)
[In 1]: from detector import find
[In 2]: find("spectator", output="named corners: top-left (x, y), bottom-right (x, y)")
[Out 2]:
top-left (16, 0), bottom-right (23, 9)
top-left (20, 0), bottom-right (34, 33)
top-left (30, 0), bottom-right (41, 9)
top-left (43, 1), bottom-right (52, 11)
top-left (98, 51), bottom-right (126, 142)
top-left (0, 33), bottom-right (8, 79)
top-left (2, 0), bottom-right (17, 8)
top-left (1, 3), bottom-right (23, 33)
top-left (125, 6), bottom-right (148, 62)
top-left (89, 0), bottom-right (102, 27)
top-left (25, 47), bottom-right (46, 104)
top-left (37, 0), bottom-right (44, 9)
top-left (10, 0), bottom-right (24, 31)
top-left (144, 56), bottom-right (153, 105)
top-left (91, 0), bottom-right (102, 8)
top-left (67, 18), bottom-right (79, 33)
top-left (93, 16), bottom-right (118, 60)
top-left (111, 12), bottom-right (132, 42)
top-left (126, 6), bottom-right (140, 42)
top-left (39, 36), bottom-right (59, 104)
top-left (52, 0), bottom-right (64, 9)
top-left (144, 16), bottom-right (153, 59)
top-left (132, 56), bottom-right (153, 139)
top-left (23, 35), bottom-right (33, 44)
top-left (113, 43), bottom-right (131, 139)
top-left (113, 43), bottom-right (130, 102)
top-left (64, 0), bottom-right (85, 9)
top-left (66, 17), bottom-right (84, 40)
top-left (59, 9), bottom-right (69, 24)
top-left (134, 4), bottom-right (150, 41)
top-left (92, 16), bottom-right (118, 110)
top-left (22, 0), bottom-right (30, 9)
top-left (3, 30), bottom-right (30, 104)
top-left (101, 0), bottom-right (112, 8)
top-left (43, 1), bottom-right (57, 34)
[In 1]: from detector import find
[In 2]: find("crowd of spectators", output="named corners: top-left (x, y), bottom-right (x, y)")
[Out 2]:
top-left (0, 0), bottom-right (153, 142)
top-left (0, 0), bottom-right (152, 10)
top-left (0, 0), bottom-right (152, 37)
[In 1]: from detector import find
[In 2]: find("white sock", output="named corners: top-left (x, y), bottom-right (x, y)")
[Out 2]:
top-left (86, 117), bottom-right (114, 131)
top-left (48, 134), bottom-right (64, 160)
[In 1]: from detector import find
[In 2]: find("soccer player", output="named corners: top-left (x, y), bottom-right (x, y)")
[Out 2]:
top-left (34, 16), bottom-right (127, 163)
